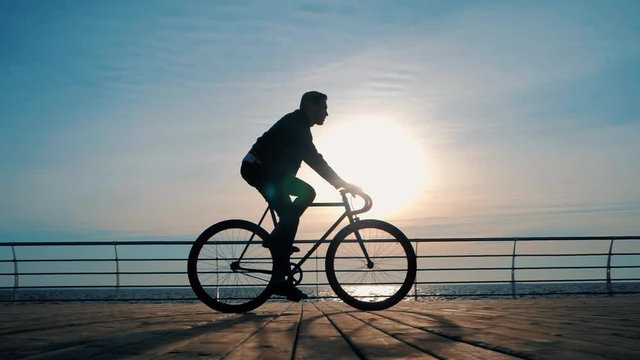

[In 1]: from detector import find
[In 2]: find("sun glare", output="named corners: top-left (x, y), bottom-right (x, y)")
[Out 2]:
top-left (316, 117), bottom-right (428, 217)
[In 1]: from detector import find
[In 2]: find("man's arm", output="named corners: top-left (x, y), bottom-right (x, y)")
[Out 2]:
top-left (303, 142), bottom-right (361, 193)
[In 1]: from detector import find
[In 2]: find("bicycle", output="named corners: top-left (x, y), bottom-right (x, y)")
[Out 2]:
top-left (188, 190), bottom-right (417, 313)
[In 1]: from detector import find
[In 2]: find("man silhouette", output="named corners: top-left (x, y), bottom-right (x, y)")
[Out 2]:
top-left (241, 91), bottom-right (360, 301)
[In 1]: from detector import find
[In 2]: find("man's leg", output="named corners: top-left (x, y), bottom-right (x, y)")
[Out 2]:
top-left (261, 177), bottom-right (315, 284)
top-left (282, 176), bottom-right (316, 218)
top-left (267, 176), bottom-right (316, 250)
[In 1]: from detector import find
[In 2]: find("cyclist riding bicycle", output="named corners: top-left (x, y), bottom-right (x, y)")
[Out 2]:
top-left (241, 91), bottom-right (361, 302)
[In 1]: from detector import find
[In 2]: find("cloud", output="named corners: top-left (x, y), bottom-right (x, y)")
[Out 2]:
top-left (2, 1), bottom-right (638, 239)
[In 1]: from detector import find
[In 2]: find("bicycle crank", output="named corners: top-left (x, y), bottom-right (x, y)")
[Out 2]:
top-left (288, 262), bottom-right (303, 286)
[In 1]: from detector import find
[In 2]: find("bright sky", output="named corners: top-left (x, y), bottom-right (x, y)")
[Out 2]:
top-left (1, 0), bottom-right (639, 243)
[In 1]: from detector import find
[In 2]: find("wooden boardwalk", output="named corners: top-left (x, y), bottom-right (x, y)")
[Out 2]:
top-left (1, 296), bottom-right (639, 359)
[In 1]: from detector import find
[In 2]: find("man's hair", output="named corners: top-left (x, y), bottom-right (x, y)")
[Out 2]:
top-left (300, 91), bottom-right (327, 109)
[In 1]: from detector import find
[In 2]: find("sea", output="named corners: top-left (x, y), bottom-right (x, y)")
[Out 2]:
top-left (2, 282), bottom-right (639, 303)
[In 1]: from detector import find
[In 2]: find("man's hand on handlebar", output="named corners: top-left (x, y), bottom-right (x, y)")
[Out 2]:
top-left (338, 183), bottom-right (373, 214)
top-left (340, 182), bottom-right (363, 196)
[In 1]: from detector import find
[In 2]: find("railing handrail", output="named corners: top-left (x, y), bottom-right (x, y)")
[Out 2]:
top-left (1, 236), bottom-right (639, 302)
top-left (2, 235), bottom-right (640, 247)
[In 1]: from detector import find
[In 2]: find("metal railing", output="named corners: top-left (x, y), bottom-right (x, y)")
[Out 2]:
top-left (1, 236), bottom-right (639, 302)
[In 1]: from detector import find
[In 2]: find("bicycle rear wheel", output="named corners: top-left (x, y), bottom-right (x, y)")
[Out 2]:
top-left (325, 219), bottom-right (416, 311)
top-left (188, 220), bottom-right (274, 313)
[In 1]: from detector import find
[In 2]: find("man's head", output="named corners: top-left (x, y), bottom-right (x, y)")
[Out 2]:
top-left (300, 91), bottom-right (328, 126)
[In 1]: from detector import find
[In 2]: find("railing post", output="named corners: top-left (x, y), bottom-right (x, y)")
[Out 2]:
top-left (414, 240), bottom-right (419, 301)
top-left (11, 245), bottom-right (18, 302)
top-left (114, 243), bottom-right (120, 301)
top-left (606, 238), bottom-right (614, 296)
top-left (315, 247), bottom-right (319, 302)
top-left (511, 239), bottom-right (518, 299)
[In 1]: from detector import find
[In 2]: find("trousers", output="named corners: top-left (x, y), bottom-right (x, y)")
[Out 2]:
top-left (240, 160), bottom-right (316, 280)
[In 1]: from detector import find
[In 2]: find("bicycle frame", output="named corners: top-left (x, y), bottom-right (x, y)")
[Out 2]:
top-left (240, 191), bottom-right (373, 271)
top-left (190, 188), bottom-right (416, 312)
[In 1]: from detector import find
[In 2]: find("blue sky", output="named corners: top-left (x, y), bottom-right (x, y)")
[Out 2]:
top-left (1, 0), bottom-right (639, 243)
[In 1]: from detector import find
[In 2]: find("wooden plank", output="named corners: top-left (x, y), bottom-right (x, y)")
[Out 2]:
top-left (398, 297), bottom-right (640, 339)
top-left (293, 303), bottom-right (357, 360)
top-left (122, 304), bottom-right (293, 359)
top-left (375, 305), bottom-right (543, 358)
top-left (317, 302), bottom-right (437, 359)
top-left (1, 296), bottom-right (639, 359)
top-left (0, 303), bottom-right (219, 337)
top-left (222, 303), bottom-right (301, 360)
top-left (348, 310), bottom-right (519, 360)
top-left (106, 304), bottom-right (290, 359)
top-left (389, 298), bottom-right (640, 359)
top-left (2, 303), bottom-right (286, 359)
top-left (1, 304), bottom-right (230, 359)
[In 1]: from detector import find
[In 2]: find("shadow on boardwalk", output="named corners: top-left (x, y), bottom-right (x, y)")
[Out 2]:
top-left (1, 296), bottom-right (640, 359)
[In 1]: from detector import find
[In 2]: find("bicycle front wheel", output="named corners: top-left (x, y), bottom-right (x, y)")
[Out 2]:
top-left (188, 220), bottom-right (274, 313)
top-left (326, 219), bottom-right (416, 311)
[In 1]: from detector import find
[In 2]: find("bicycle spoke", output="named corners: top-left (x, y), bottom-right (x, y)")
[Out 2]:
top-left (189, 220), bottom-right (274, 312)
top-left (238, 271), bottom-right (271, 283)
top-left (326, 220), bottom-right (416, 310)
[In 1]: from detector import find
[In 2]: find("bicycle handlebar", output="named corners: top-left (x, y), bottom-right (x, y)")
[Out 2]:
top-left (340, 189), bottom-right (373, 216)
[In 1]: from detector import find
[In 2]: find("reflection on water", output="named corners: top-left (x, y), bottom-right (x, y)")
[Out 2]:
top-left (344, 284), bottom-right (398, 302)
top-left (5, 282), bottom-right (639, 302)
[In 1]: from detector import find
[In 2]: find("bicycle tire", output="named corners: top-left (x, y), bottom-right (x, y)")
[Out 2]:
top-left (325, 219), bottom-right (416, 311)
top-left (188, 220), bottom-right (274, 313)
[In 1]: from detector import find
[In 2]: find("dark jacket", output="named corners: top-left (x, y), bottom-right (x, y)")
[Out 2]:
top-left (249, 109), bottom-right (343, 188)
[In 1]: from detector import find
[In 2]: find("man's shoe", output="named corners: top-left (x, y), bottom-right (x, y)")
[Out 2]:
top-left (271, 282), bottom-right (308, 302)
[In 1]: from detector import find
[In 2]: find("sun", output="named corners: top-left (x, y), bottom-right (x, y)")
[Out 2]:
top-left (312, 116), bottom-right (429, 217)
